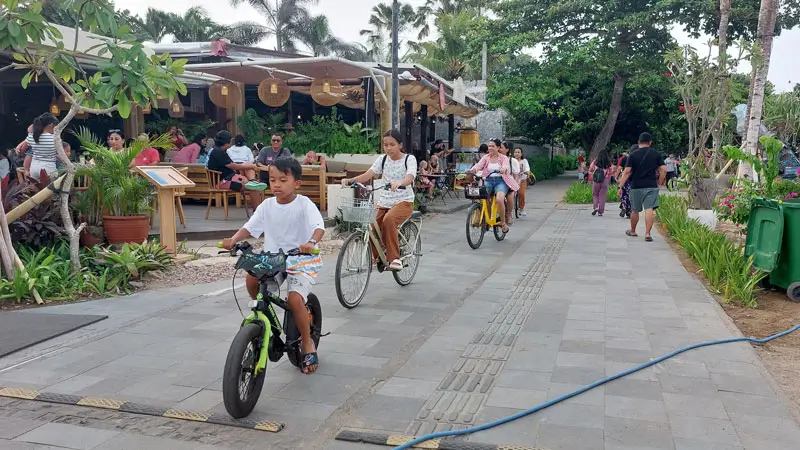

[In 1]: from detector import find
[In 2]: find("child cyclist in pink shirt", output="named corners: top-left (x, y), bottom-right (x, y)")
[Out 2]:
top-left (222, 158), bottom-right (325, 374)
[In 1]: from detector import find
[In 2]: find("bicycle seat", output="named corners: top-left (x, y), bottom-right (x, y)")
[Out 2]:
top-left (411, 210), bottom-right (423, 220)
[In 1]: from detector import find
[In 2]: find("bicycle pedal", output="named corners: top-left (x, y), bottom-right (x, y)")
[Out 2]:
top-left (319, 332), bottom-right (331, 337)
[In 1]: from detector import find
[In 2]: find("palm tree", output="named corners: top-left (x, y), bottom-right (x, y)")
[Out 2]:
top-left (295, 15), bottom-right (368, 60)
top-left (227, 0), bottom-right (318, 53)
top-left (406, 11), bottom-right (476, 79)
top-left (131, 8), bottom-right (175, 43)
top-left (359, 1), bottom-right (426, 62)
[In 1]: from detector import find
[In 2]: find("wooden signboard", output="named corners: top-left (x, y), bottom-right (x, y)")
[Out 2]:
top-left (135, 166), bottom-right (195, 255)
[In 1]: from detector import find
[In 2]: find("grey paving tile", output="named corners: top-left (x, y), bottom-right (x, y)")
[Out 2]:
top-left (172, 389), bottom-right (222, 412)
top-left (604, 417), bottom-right (673, 449)
top-left (15, 423), bottom-right (120, 450)
top-left (272, 373), bottom-right (358, 405)
top-left (604, 379), bottom-right (663, 401)
top-left (605, 395), bottom-right (668, 423)
top-left (718, 391), bottom-right (792, 419)
top-left (537, 423), bottom-right (604, 450)
top-left (0, 419), bottom-right (45, 440)
top-left (668, 414), bottom-right (741, 445)
top-left (394, 349), bottom-right (461, 380)
top-left (469, 406), bottom-right (536, 447)
top-left (710, 373), bottom-right (777, 397)
top-left (663, 392), bottom-right (728, 419)
top-left (728, 413), bottom-right (800, 444)
top-left (534, 402), bottom-right (605, 429)
top-left (551, 366), bottom-right (605, 385)
top-left (605, 347), bottom-right (653, 364)
top-left (659, 374), bottom-right (720, 397)
top-left (376, 377), bottom-right (439, 399)
top-left (485, 387), bottom-right (547, 410)
top-left (605, 361), bottom-right (658, 382)
top-left (673, 439), bottom-right (743, 450)
top-left (504, 349), bottom-right (558, 372)
top-left (655, 358), bottom-right (710, 378)
top-left (93, 433), bottom-right (226, 450)
top-left (546, 383), bottom-right (605, 406)
top-left (117, 380), bottom-right (200, 403)
top-left (559, 339), bottom-right (605, 355)
top-left (556, 351), bottom-right (605, 368)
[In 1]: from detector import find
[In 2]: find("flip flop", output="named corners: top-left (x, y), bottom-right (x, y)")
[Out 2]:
top-left (625, 230), bottom-right (638, 237)
top-left (645, 236), bottom-right (654, 242)
top-left (301, 352), bottom-right (318, 374)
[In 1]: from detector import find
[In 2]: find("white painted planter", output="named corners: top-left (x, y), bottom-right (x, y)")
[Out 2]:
top-left (687, 209), bottom-right (717, 229)
top-left (327, 184), bottom-right (354, 218)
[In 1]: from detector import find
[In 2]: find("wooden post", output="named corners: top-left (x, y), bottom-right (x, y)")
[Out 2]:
top-left (227, 82), bottom-right (246, 136)
top-left (135, 167), bottom-right (195, 255)
top-left (380, 78), bottom-right (393, 133)
top-left (448, 114), bottom-right (456, 167)
top-left (404, 101), bottom-right (413, 153)
top-left (420, 105), bottom-right (428, 160)
top-left (123, 104), bottom-right (145, 139)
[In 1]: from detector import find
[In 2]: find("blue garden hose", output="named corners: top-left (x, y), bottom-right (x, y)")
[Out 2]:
top-left (393, 324), bottom-right (800, 450)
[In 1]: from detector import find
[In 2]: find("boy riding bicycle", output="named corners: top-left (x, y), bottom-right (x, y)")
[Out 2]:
top-left (222, 158), bottom-right (325, 374)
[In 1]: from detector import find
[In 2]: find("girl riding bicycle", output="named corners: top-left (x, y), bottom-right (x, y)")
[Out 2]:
top-left (466, 139), bottom-right (519, 233)
top-left (342, 129), bottom-right (416, 272)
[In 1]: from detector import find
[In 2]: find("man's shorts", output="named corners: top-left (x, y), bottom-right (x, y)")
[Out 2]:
top-left (630, 187), bottom-right (660, 212)
top-left (261, 272), bottom-right (314, 303)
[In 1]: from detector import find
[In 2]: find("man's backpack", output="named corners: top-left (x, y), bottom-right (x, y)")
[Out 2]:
top-left (593, 166), bottom-right (605, 183)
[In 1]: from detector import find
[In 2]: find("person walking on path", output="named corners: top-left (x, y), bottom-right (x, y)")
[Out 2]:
top-left (590, 150), bottom-right (613, 216)
top-left (617, 133), bottom-right (666, 242)
top-left (664, 153), bottom-right (677, 190)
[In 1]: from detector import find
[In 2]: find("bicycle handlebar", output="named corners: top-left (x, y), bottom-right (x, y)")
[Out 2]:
top-left (345, 182), bottom-right (406, 191)
top-left (216, 241), bottom-right (320, 256)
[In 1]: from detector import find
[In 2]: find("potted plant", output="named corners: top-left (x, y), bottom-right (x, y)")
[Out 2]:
top-left (75, 129), bottom-right (174, 244)
top-left (72, 185), bottom-right (103, 247)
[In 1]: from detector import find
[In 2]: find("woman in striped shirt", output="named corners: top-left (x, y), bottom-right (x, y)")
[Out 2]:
top-left (27, 113), bottom-right (59, 182)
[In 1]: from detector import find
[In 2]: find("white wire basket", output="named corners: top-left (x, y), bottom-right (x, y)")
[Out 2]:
top-left (340, 197), bottom-right (378, 224)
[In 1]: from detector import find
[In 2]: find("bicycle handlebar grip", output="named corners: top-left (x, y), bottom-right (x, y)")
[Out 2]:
top-left (217, 242), bottom-right (223, 248)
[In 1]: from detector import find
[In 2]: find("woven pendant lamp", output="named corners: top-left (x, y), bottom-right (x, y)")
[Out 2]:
top-left (310, 77), bottom-right (343, 107)
top-left (168, 99), bottom-right (185, 118)
top-left (258, 78), bottom-right (290, 107)
top-left (209, 80), bottom-right (241, 109)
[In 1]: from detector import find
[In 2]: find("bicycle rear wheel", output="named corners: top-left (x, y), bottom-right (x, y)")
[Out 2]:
top-left (285, 293), bottom-right (323, 368)
top-left (222, 323), bottom-right (266, 419)
top-left (466, 203), bottom-right (485, 249)
top-left (335, 232), bottom-right (372, 309)
top-left (393, 221), bottom-right (421, 286)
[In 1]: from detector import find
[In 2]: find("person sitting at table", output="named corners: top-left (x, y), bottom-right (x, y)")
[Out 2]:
top-left (429, 153), bottom-right (442, 174)
top-left (301, 151), bottom-right (326, 169)
top-left (206, 130), bottom-right (266, 209)
top-left (227, 134), bottom-right (257, 182)
top-left (134, 134), bottom-right (161, 166)
top-left (172, 134), bottom-right (204, 163)
top-left (256, 134), bottom-right (292, 182)
top-left (418, 159), bottom-right (435, 200)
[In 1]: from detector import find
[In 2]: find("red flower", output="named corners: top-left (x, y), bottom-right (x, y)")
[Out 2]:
top-left (679, 105), bottom-right (686, 112)
top-left (665, 72), bottom-right (672, 77)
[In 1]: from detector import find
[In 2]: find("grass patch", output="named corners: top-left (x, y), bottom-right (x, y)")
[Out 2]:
top-left (656, 195), bottom-right (764, 307)
top-left (563, 181), bottom-right (620, 204)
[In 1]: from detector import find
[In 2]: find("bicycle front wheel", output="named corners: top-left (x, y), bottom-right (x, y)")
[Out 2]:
top-left (335, 231), bottom-right (372, 309)
top-left (393, 221), bottom-right (421, 286)
top-left (222, 323), bottom-right (266, 419)
top-left (466, 203), bottom-right (485, 249)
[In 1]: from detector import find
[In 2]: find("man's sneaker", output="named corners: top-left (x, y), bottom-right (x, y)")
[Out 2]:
top-left (245, 181), bottom-right (268, 191)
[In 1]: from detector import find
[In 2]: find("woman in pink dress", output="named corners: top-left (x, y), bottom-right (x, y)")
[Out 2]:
top-left (171, 134), bottom-right (204, 163)
top-left (466, 139), bottom-right (520, 233)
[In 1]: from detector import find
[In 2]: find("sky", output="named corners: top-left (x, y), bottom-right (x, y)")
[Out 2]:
top-left (113, 0), bottom-right (800, 92)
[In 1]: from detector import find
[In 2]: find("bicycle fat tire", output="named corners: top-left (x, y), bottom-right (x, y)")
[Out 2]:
top-left (466, 203), bottom-right (485, 249)
top-left (334, 232), bottom-right (372, 309)
top-left (222, 323), bottom-right (266, 419)
top-left (493, 225), bottom-right (507, 241)
top-left (393, 221), bottom-right (421, 286)
top-left (285, 293), bottom-right (323, 368)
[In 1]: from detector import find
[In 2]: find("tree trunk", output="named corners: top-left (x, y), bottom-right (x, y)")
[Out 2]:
top-left (590, 71), bottom-right (628, 160)
top-left (52, 106), bottom-right (85, 272)
top-left (711, 0), bottom-right (732, 172)
top-left (0, 184), bottom-right (16, 280)
top-left (738, 0), bottom-right (779, 180)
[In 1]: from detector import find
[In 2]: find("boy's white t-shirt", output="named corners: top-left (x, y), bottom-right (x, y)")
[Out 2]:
top-left (243, 195), bottom-right (324, 279)
top-left (370, 154), bottom-right (417, 208)
top-left (227, 145), bottom-right (254, 164)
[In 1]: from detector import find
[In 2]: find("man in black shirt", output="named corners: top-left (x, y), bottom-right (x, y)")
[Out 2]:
top-left (617, 133), bottom-right (666, 242)
top-left (207, 130), bottom-right (265, 210)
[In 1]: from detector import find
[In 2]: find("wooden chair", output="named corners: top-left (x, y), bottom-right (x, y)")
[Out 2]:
top-left (16, 168), bottom-right (27, 183)
top-left (206, 170), bottom-right (249, 220)
top-left (73, 174), bottom-right (90, 192)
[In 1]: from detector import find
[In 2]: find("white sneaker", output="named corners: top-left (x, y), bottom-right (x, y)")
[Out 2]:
top-left (520, 211), bottom-right (527, 216)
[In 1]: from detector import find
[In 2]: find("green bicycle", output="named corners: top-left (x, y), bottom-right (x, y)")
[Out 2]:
top-left (218, 241), bottom-right (323, 419)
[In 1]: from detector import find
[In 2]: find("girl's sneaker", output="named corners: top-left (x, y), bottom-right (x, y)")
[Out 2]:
top-left (245, 181), bottom-right (268, 191)
top-left (520, 210), bottom-right (527, 217)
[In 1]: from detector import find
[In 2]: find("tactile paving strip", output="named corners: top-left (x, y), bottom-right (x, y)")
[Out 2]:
top-left (408, 211), bottom-right (577, 436)
top-left (0, 386), bottom-right (284, 432)
top-left (336, 429), bottom-right (545, 450)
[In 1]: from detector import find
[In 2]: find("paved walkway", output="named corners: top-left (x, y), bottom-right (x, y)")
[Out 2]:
top-left (1, 175), bottom-right (798, 450)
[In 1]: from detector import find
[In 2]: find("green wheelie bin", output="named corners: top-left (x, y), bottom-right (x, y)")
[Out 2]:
top-left (745, 198), bottom-right (800, 301)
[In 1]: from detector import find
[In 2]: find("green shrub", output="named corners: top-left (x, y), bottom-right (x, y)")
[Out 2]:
top-left (563, 154), bottom-right (579, 170)
top-left (657, 195), bottom-right (764, 307)
top-left (1, 240), bottom-right (174, 302)
top-left (713, 179), bottom-right (762, 227)
top-left (563, 182), bottom-right (620, 204)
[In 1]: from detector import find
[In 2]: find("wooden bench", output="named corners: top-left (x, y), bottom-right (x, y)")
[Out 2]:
top-left (256, 165), bottom-right (328, 212)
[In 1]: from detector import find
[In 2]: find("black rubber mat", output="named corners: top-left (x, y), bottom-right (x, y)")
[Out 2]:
top-left (0, 312), bottom-right (108, 357)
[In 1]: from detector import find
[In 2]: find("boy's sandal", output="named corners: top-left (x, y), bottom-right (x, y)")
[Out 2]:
top-left (302, 352), bottom-right (318, 374)
top-left (625, 230), bottom-right (638, 237)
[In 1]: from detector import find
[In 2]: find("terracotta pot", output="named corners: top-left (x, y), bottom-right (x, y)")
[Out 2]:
top-left (79, 227), bottom-right (104, 248)
top-left (102, 215), bottom-right (149, 245)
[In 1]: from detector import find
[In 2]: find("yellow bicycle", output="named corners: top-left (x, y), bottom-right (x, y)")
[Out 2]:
top-left (463, 174), bottom-right (508, 249)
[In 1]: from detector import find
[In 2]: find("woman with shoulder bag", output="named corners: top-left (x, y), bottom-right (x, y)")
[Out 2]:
top-left (590, 150), bottom-right (613, 216)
